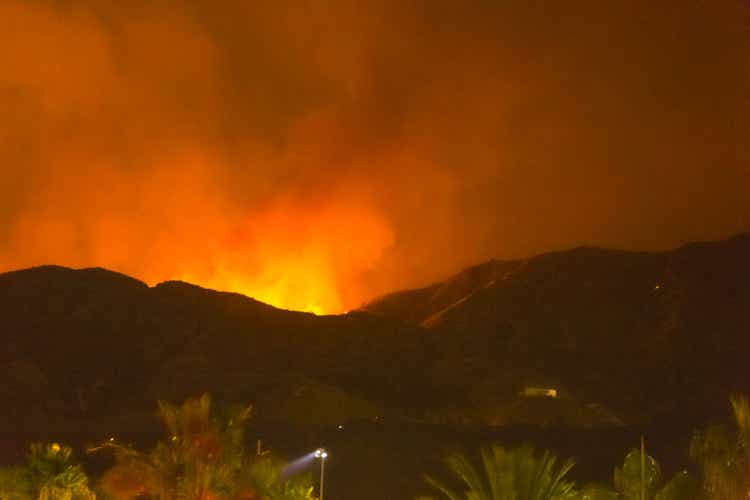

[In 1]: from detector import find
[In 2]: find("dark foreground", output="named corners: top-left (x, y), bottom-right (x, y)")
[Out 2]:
top-left (0, 415), bottom-right (708, 500)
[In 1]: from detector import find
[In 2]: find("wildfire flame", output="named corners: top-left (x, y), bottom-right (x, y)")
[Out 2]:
top-left (167, 195), bottom-right (394, 314)
top-left (0, 156), bottom-right (394, 314)
top-left (3, 0), bottom-right (747, 314)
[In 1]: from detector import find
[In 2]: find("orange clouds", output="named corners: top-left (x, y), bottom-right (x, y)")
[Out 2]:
top-left (2, 145), bottom-right (393, 312)
top-left (1, 0), bottom-right (749, 312)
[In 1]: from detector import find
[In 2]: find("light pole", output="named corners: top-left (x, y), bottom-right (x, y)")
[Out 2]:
top-left (314, 448), bottom-right (328, 500)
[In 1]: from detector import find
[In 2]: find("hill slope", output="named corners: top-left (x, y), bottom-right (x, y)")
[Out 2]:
top-left (363, 233), bottom-right (750, 418)
top-left (0, 266), bottom-right (432, 427)
top-left (1, 233), bottom-right (749, 434)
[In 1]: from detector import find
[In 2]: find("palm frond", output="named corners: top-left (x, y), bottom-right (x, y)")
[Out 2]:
top-left (424, 444), bottom-right (577, 500)
top-left (424, 473), bottom-right (466, 500)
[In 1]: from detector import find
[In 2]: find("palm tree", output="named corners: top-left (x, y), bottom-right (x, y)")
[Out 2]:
top-left (613, 448), bottom-right (698, 500)
top-left (613, 448), bottom-right (661, 500)
top-left (95, 393), bottom-right (316, 500)
top-left (0, 443), bottom-right (95, 500)
top-left (579, 444), bottom-right (699, 500)
top-left (97, 393), bottom-right (251, 500)
top-left (690, 393), bottom-right (750, 500)
top-left (421, 444), bottom-right (578, 500)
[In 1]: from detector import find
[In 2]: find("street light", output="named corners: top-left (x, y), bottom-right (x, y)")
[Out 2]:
top-left (314, 448), bottom-right (328, 500)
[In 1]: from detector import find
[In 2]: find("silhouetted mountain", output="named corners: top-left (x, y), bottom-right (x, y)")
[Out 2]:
top-left (0, 266), bottom-right (432, 430)
top-left (363, 259), bottom-right (523, 326)
top-left (363, 233), bottom-right (750, 420)
top-left (1, 233), bottom-right (749, 439)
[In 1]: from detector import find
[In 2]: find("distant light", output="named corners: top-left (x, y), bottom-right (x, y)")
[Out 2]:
top-left (337, 424), bottom-right (344, 430)
top-left (315, 448), bottom-right (328, 459)
top-left (51, 443), bottom-right (61, 453)
top-left (522, 387), bottom-right (558, 398)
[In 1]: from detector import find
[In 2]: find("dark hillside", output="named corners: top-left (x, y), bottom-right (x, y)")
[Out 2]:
top-left (364, 233), bottom-right (750, 420)
top-left (363, 259), bottom-right (524, 325)
top-left (0, 268), bottom-right (433, 429)
top-left (1, 236), bottom-right (750, 500)
top-left (1, 233), bottom-right (749, 438)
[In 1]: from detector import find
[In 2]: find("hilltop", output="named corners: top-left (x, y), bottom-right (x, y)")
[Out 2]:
top-left (1, 233), bottom-right (749, 434)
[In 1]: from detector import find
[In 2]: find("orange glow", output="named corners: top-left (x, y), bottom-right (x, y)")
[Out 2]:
top-left (2, 0), bottom-right (749, 315)
top-left (0, 153), bottom-right (394, 313)
top-left (168, 193), bottom-right (395, 314)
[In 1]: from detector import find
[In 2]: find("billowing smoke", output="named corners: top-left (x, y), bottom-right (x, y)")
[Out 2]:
top-left (1, 0), bottom-right (749, 312)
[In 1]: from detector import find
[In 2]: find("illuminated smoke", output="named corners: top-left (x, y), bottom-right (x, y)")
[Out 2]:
top-left (1, 0), bottom-right (748, 312)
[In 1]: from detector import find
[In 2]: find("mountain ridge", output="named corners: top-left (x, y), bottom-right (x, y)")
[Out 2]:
top-left (0, 232), bottom-right (748, 435)
top-left (361, 232), bottom-right (750, 328)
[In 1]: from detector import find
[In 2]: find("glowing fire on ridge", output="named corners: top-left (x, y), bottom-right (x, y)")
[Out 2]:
top-left (0, 160), bottom-right (394, 315)
top-left (125, 196), bottom-right (394, 314)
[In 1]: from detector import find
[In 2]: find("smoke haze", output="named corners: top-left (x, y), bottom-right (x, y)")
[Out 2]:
top-left (1, 0), bottom-right (749, 312)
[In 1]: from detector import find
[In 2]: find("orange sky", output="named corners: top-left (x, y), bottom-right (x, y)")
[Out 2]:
top-left (1, 0), bottom-right (749, 313)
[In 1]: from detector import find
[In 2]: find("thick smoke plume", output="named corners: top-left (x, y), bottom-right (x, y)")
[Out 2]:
top-left (1, 0), bottom-right (749, 312)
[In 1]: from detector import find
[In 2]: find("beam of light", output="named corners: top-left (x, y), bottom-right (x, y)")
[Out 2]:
top-left (280, 451), bottom-right (319, 480)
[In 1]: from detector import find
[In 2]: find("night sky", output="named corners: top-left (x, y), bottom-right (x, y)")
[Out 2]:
top-left (1, 0), bottom-right (749, 313)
